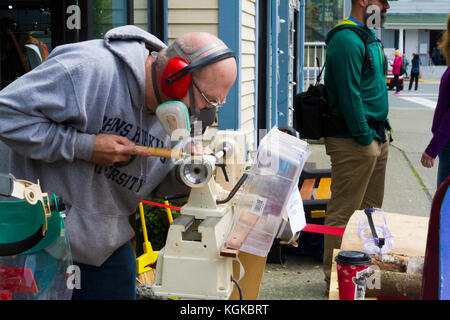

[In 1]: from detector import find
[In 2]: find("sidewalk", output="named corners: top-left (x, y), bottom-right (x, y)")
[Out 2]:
top-left (257, 93), bottom-right (437, 300)
top-left (404, 78), bottom-right (441, 84)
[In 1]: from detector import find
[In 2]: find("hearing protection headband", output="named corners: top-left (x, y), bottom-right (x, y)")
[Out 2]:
top-left (165, 48), bottom-right (236, 85)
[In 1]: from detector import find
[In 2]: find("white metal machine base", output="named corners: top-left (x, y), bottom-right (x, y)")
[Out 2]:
top-left (152, 208), bottom-right (234, 299)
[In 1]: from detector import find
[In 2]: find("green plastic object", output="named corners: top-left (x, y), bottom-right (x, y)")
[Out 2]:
top-left (0, 195), bottom-right (64, 255)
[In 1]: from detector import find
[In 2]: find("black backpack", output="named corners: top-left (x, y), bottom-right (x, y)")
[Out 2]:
top-left (293, 62), bottom-right (338, 140)
top-left (294, 27), bottom-right (384, 140)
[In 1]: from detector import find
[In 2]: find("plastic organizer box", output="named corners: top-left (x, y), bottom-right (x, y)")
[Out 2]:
top-left (222, 127), bottom-right (309, 257)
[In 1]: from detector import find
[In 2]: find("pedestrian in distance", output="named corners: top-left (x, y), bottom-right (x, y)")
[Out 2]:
top-left (391, 49), bottom-right (403, 94)
top-left (409, 53), bottom-right (422, 91)
top-left (421, 14), bottom-right (450, 188)
top-left (402, 53), bottom-right (409, 77)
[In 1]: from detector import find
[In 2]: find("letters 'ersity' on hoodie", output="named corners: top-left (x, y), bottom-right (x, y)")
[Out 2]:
top-left (324, 18), bottom-right (390, 146)
top-left (0, 26), bottom-right (180, 266)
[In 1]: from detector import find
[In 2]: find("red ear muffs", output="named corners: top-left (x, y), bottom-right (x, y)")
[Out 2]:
top-left (161, 57), bottom-right (191, 99)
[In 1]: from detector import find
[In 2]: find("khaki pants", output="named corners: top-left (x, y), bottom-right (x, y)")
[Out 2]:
top-left (322, 132), bottom-right (390, 287)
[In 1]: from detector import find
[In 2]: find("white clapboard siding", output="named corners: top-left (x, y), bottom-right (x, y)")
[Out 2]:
top-left (241, 0), bottom-right (256, 149)
top-left (134, 0), bottom-right (148, 31)
top-left (241, 95), bottom-right (256, 122)
top-left (168, 0), bottom-right (219, 44)
top-left (241, 81), bottom-right (255, 96)
top-left (242, 119), bottom-right (255, 150)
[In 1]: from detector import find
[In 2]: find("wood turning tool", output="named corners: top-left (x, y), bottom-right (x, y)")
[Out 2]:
top-left (136, 146), bottom-right (188, 159)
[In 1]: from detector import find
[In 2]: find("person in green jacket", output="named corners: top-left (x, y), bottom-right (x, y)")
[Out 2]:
top-left (322, 0), bottom-right (392, 295)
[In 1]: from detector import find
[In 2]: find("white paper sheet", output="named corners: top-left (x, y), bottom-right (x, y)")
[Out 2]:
top-left (286, 186), bottom-right (306, 234)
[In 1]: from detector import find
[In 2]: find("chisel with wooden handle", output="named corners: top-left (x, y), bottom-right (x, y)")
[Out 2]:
top-left (136, 146), bottom-right (187, 159)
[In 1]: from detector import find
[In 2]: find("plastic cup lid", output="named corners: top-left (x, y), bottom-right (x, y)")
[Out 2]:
top-left (335, 250), bottom-right (372, 266)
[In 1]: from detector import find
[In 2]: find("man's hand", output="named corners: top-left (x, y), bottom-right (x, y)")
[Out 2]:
top-left (90, 134), bottom-right (151, 167)
top-left (190, 141), bottom-right (213, 155)
top-left (421, 151), bottom-right (435, 168)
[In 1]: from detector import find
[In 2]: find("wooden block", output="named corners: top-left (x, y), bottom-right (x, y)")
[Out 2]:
top-left (316, 177), bottom-right (331, 199)
top-left (329, 249), bottom-right (340, 300)
top-left (311, 210), bottom-right (326, 219)
top-left (136, 269), bottom-right (156, 285)
top-left (220, 248), bottom-right (238, 258)
top-left (300, 178), bottom-right (316, 200)
top-left (230, 251), bottom-right (267, 300)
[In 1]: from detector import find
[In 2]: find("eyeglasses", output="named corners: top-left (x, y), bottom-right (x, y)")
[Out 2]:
top-left (193, 81), bottom-right (227, 109)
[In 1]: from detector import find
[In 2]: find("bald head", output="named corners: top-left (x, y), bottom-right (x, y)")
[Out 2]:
top-left (174, 32), bottom-right (225, 59)
top-left (174, 33), bottom-right (237, 97)
top-left (147, 31), bottom-right (237, 112)
top-left (155, 32), bottom-right (232, 71)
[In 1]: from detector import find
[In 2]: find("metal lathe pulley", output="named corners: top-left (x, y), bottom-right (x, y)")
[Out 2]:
top-left (178, 156), bottom-right (214, 188)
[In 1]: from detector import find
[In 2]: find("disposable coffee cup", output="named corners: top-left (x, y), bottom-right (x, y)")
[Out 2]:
top-left (335, 250), bottom-right (372, 300)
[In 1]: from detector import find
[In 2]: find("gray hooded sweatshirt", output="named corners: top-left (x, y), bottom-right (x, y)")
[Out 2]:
top-left (0, 26), bottom-right (178, 266)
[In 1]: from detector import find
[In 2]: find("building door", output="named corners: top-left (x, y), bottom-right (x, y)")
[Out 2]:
top-left (148, 0), bottom-right (166, 42)
top-left (257, 0), bottom-right (299, 141)
top-left (0, 0), bottom-right (52, 89)
top-left (257, 0), bottom-right (269, 142)
top-left (430, 29), bottom-right (446, 65)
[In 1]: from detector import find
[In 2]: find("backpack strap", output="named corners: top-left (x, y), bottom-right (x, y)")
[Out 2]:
top-left (344, 26), bottom-right (375, 73)
top-left (320, 27), bottom-right (380, 80)
top-left (315, 57), bottom-right (326, 85)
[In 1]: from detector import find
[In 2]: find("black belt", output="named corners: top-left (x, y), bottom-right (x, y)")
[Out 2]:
top-left (367, 119), bottom-right (392, 143)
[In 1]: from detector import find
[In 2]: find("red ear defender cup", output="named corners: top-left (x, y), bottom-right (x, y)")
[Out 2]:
top-left (161, 57), bottom-right (191, 99)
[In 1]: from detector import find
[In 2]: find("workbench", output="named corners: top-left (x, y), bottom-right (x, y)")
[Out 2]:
top-left (329, 210), bottom-right (429, 300)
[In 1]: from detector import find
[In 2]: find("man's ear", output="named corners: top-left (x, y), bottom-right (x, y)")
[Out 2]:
top-left (358, 0), bottom-right (369, 8)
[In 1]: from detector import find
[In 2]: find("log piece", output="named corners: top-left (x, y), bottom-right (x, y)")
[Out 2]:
top-left (371, 254), bottom-right (409, 273)
top-left (370, 254), bottom-right (423, 274)
top-left (364, 254), bottom-right (424, 300)
top-left (365, 271), bottom-right (422, 300)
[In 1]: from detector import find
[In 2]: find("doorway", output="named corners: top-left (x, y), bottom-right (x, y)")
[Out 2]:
top-left (430, 29), bottom-right (446, 65)
top-left (0, 1), bottom-right (52, 89)
top-left (0, 0), bottom-right (137, 90)
top-left (257, 0), bottom-right (268, 144)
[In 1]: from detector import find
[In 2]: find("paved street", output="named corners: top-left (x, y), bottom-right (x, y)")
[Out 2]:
top-left (258, 80), bottom-right (442, 300)
top-left (384, 81), bottom-right (440, 216)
